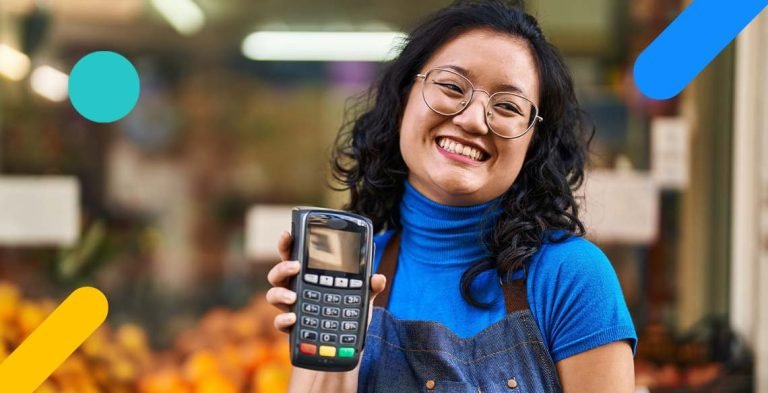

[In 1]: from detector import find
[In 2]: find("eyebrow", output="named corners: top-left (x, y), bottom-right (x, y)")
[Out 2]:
top-left (439, 64), bottom-right (526, 96)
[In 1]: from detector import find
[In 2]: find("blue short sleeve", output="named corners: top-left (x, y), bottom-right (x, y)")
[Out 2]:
top-left (527, 237), bottom-right (638, 362)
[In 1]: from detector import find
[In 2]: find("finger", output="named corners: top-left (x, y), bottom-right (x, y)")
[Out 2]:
top-left (274, 312), bottom-right (297, 333)
top-left (370, 274), bottom-right (387, 298)
top-left (265, 287), bottom-right (297, 311)
top-left (266, 260), bottom-right (301, 287)
top-left (277, 230), bottom-right (293, 261)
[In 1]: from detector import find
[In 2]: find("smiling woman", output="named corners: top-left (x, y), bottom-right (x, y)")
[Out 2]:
top-left (266, 1), bottom-right (637, 392)
top-left (400, 29), bottom-right (541, 205)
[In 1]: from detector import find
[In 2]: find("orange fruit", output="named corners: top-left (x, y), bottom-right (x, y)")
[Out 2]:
top-left (195, 373), bottom-right (239, 393)
top-left (183, 350), bottom-right (221, 382)
top-left (17, 301), bottom-right (48, 337)
top-left (253, 362), bottom-right (290, 393)
top-left (0, 283), bottom-right (20, 322)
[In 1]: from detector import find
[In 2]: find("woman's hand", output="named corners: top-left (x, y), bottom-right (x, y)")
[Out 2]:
top-left (265, 230), bottom-right (386, 393)
top-left (266, 230), bottom-right (386, 333)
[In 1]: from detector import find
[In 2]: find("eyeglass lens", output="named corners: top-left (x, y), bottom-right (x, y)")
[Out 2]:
top-left (422, 69), bottom-right (537, 138)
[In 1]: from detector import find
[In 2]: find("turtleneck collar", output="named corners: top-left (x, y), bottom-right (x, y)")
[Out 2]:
top-left (399, 181), bottom-right (503, 265)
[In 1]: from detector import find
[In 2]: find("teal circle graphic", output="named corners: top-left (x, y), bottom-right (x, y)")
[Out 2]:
top-left (68, 51), bottom-right (140, 123)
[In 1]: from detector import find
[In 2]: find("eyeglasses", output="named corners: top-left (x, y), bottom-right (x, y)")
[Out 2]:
top-left (415, 68), bottom-right (543, 139)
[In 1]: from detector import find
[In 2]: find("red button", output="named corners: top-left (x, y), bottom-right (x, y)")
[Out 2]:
top-left (300, 343), bottom-right (317, 355)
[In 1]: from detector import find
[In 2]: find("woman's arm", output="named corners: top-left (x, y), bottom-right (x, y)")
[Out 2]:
top-left (287, 365), bottom-right (361, 393)
top-left (556, 341), bottom-right (635, 393)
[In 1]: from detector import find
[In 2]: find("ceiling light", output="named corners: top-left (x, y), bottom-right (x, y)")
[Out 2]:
top-left (31, 65), bottom-right (69, 102)
top-left (0, 44), bottom-right (31, 81)
top-left (241, 31), bottom-right (406, 62)
top-left (150, 0), bottom-right (205, 36)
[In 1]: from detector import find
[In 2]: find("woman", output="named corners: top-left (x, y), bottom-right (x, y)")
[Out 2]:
top-left (267, 1), bottom-right (637, 392)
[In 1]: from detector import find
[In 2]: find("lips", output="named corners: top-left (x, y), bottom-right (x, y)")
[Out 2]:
top-left (435, 136), bottom-right (489, 162)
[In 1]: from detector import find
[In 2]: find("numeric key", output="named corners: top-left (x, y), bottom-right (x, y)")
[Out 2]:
top-left (344, 295), bottom-right (361, 305)
top-left (341, 321), bottom-right (358, 331)
top-left (302, 303), bottom-right (320, 314)
top-left (321, 320), bottom-right (339, 330)
top-left (320, 333), bottom-right (338, 343)
top-left (322, 307), bottom-right (340, 317)
top-left (323, 294), bottom-right (342, 304)
top-left (303, 290), bottom-right (320, 301)
top-left (301, 316), bottom-right (319, 328)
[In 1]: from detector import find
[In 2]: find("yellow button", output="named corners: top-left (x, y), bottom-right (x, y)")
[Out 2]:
top-left (319, 346), bottom-right (337, 357)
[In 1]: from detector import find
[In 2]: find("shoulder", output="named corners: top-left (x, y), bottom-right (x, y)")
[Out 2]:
top-left (528, 234), bottom-right (623, 313)
top-left (530, 234), bottom-right (616, 284)
top-left (540, 231), bottom-right (605, 259)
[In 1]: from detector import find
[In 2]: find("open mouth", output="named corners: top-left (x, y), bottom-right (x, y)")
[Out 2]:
top-left (435, 137), bottom-right (488, 162)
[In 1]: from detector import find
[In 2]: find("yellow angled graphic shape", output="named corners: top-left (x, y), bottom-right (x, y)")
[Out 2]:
top-left (0, 287), bottom-right (108, 392)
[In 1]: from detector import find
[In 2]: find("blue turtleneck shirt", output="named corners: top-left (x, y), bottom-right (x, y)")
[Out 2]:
top-left (373, 181), bottom-right (637, 362)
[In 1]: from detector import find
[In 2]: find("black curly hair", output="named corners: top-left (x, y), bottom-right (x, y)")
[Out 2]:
top-left (331, 0), bottom-right (594, 308)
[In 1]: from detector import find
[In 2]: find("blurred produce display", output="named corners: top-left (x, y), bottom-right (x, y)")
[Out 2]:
top-left (0, 282), bottom-right (289, 393)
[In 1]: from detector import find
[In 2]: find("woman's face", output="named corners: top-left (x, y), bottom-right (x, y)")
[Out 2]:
top-left (400, 28), bottom-right (541, 206)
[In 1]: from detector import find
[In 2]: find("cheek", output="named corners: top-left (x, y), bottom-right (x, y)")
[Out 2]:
top-left (399, 95), bottom-right (438, 149)
top-left (398, 95), bottom-right (422, 171)
top-left (401, 86), bottom-right (445, 130)
top-left (499, 155), bottom-right (524, 184)
top-left (494, 137), bottom-right (534, 184)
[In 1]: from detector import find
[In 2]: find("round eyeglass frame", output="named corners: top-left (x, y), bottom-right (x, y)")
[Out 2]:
top-left (415, 68), bottom-right (543, 140)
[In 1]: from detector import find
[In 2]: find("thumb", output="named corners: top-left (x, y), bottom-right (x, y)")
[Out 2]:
top-left (369, 273), bottom-right (387, 301)
top-left (366, 274), bottom-right (387, 327)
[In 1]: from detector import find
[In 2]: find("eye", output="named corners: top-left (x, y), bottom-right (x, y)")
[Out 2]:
top-left (433, 81), bottom-right (465, 95)
top-left (495, 101), bottom-right (523, 116)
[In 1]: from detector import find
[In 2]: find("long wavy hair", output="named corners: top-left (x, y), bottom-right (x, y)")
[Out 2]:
top-left (331, 0), bottom-right (594, 307)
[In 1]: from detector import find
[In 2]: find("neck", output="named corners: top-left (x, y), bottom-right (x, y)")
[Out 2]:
top-left (398, 181), bottom-right (502, 264)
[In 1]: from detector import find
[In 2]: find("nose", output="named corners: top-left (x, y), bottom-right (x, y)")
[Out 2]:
top-left (451, 92), bottom-right (490, 136)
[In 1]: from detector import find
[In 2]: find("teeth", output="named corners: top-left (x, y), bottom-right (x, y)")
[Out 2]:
top-left (437, 137), bottom-right (483, 161)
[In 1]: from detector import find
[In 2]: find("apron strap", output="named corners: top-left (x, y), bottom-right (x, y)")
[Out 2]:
top-left (502, 278), bottom-right (528, 313)
top-left (373, 232), bottom-right (400, 309)
top-left (373, 232), bottom-right (528, 313)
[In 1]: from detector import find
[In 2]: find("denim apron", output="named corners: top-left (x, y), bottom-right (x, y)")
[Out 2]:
top-left (358, 233), bottom-right (563, 393)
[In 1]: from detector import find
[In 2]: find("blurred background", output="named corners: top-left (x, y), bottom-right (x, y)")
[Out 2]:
top-left (1, 0), bottom-right (767, 392)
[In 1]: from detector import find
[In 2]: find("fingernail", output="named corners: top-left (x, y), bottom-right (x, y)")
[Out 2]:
top-left (285, 292), bottom-right (296, 303)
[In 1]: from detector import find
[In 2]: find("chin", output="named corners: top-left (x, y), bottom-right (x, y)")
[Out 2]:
top-left (431, 176), bottom-right (483, 200)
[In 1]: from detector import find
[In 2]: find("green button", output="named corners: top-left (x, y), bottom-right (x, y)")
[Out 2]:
top-left (338, 347), bottom-right (355, 358)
